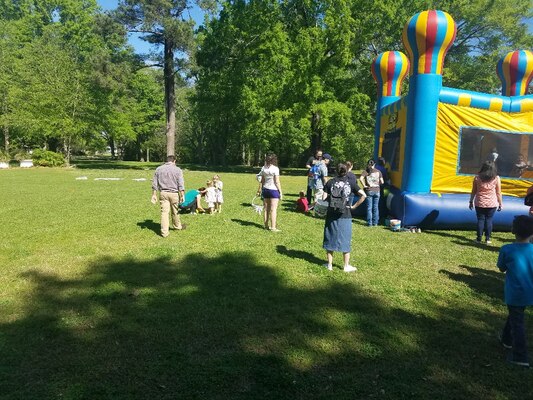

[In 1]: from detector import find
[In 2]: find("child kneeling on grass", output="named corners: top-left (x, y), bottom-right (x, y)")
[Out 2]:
top-left (497, 215), bottom-right (533, 368)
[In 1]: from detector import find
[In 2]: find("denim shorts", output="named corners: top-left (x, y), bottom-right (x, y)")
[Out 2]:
top-left (262, 188), bottom-right (280, 199)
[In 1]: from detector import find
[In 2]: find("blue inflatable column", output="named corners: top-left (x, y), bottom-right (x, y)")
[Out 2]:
top-left (401, 10), bottom-right (456, 192)
top-left (371, 52), bottom-right (409, 160)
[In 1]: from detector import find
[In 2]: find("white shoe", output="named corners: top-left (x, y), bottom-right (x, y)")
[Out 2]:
top-left (343, 265), bottom-right (357, 272)
top-left (323, 263), bottom-right (333, 271)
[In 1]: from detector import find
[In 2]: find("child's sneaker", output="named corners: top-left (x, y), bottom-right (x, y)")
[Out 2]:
top-left (498, 332), bottom-right (512, 349)
top-left (323, 263), bottom-right (333, 271)
top-left (506, 354), bottom-right (530, 368)
top-left (343, 265), bottom-right (357, 272)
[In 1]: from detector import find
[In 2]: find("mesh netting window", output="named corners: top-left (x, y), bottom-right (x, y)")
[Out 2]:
top-left (381, 128), bottom-right (401, 172)
top-left (458, 127), bottom-right (533, 179)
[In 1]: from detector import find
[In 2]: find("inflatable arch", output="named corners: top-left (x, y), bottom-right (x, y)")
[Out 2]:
top-left (372, 10), bottom-right (533, 229)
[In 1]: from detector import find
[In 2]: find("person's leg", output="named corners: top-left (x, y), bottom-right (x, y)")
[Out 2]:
top-left (343, 252), bottom-right (350, 266)
top-left (326, 251), bottom-right (333, 266)
top-left (159, 192), bottom-right (171, 237)
top-left (306, 184), bottom-right (313, 204)
top-left (372, 192), bottom-right (380, 226)
top-left (365, 195), bottom-right (372, 226)
top-left (270, 198), bottom-right (279, 230)
top-left (169, 193), bottom-right (182, 229)
top-left (485, 207), bottom-right (497, 242)
top-left (475, 207), bottom-right (485, 241)
top-left (508, 305), bottom-right (528, 364)
top-left (501, 313), bottom-right (513, 348)
top-left (263, 198), bottom-right (271, 229)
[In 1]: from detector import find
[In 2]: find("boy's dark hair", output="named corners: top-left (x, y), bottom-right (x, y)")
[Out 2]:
top-left (337, 163), bottom-right (347, 177)
top-left (167, 155), bottom-right (176, 162)
top-left (512, 215), bottom-right (533, 239)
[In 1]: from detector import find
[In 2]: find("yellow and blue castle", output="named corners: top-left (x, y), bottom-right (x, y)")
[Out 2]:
top-left (372, 10), bottom-right (533, 229)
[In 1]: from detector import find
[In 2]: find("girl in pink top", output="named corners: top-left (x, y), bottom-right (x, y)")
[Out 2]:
top-left (469, 161), bottom-right (503, 244)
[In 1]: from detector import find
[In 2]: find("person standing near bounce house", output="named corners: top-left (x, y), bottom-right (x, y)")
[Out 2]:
top-left (469, 161), bottom-right (503, 244)
top-left (323, 163), bottom-right (366, 272)
top-left (359, 160), bottom-right (384, 227)
top-left (257, 153), bottom-right (283, 232)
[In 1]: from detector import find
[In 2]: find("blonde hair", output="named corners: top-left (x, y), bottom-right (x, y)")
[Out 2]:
top-left (213, 174), bottom-right (220, 180)
top-left (206, 180), bottom-right (214, 187)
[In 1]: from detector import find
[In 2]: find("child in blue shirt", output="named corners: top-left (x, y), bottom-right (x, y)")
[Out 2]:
top-left (497, 215), bottom-right (533, 368)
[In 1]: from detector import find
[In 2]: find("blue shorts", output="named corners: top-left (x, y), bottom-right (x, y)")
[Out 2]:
top-left (262, 188), bottom-right (280, 199)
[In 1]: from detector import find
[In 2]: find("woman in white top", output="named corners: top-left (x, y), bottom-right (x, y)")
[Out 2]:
top-left (257, 153), bottom-right (283, 232)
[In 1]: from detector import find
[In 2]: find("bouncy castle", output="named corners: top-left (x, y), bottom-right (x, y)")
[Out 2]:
top-left (371, 10), bottom-right (533, 229)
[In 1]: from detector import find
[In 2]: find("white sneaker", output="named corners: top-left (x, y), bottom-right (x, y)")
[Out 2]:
top-left (323, 263), bottom-right (333, 271)
top-left (343, 265), bottom-right (357, 272)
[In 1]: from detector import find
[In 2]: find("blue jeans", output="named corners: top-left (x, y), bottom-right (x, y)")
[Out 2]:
top-left (475, 206), bottom-right (496, 241)
top-left (501, 305), bottom-right (528, 363)
top-left (365, 191), bottom-right (380, 226)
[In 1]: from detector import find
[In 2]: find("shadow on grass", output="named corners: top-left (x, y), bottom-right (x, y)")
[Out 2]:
top-left (137, 219), bottom-right (160, 235)
top-left (231, 218), bottom-right (265, 230)
top-left (277, 245), bottom-right (324, 266)
top-left (439, 264), bottom-right (504, 300)
top-left (423, 230), bottom-right (500, 252)
top-left (1, 253), bottom-right (530, 398)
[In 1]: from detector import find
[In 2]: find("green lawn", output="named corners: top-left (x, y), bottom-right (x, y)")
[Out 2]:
top-left (0, 163), bottom-right (531, 399)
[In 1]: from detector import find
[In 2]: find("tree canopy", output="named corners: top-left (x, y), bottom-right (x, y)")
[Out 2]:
top-left (0, 0), bottom-right (531, 166)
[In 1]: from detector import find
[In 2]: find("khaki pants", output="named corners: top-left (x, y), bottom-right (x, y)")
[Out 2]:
top-left (159, 191), bottom-right (182, 237)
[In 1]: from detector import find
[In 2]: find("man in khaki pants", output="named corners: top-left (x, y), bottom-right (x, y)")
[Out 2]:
top-left (151, 155), bottom-right (186, 237)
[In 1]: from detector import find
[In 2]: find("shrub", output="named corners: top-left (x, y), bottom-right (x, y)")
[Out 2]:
top-left (14, 151), bottom-right (31, 161)
top-left (32, 149), bottom-right (65, 167)
top-left (0, 150), bottom-right (9, 162)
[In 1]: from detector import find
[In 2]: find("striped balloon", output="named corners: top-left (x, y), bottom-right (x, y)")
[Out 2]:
top-left (372, 51), bottom-right (409, 97)
top-left (497, 50), bottom-right (533, 96)
top-left (402, 10), bottom-right (456, 75)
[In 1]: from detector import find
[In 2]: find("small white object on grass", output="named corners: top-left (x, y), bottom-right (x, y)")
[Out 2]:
top-left (75, 176), bottom-right (88, 180)
top-left (132, 178), bottom-right (147, 181)
top-left (94, 178), bottom-right (123, 181)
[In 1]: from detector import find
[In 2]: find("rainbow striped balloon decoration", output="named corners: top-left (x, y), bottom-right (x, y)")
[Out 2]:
top-left (402, 10), bottom-right (456, 75)
top-left (372, 51), bottom-right (409, 97)
top-left (497, 50), bottom-right (533, 97)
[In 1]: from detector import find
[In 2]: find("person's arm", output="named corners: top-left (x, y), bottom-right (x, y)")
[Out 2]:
top-left (351, 189), bottom-right (367, 209)
top-left (497, 248), bottom-right (507, 272)
top-left (151, 172), bottom-right (159, 204)
top-left (274, 174), bottom-right (282, 199)
top-left (379, 171), bottom-right (384, 186)
top-left (469, 178), bottom-right (477, 210)
top-left (257, 175), bottom-right (264, 196)
top-left (359, 174), bottom-right (367, 189)
top-left (496, 176), bottom-right (503, 211)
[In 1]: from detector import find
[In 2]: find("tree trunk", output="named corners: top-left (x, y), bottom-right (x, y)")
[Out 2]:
top-left (3, 124), bottom-right (8, 153)
top-left (109, 137), bottom-right (116, 159)
top-left (63, 137), bottom-right (71, 166)
top-left (310, 111), bottom-right (322, 152)
top-left (164, 38), bottom-right (176, 158)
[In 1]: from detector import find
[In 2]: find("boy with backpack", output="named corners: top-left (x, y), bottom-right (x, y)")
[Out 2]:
top-left (497, 215), bottom-right (533, 368)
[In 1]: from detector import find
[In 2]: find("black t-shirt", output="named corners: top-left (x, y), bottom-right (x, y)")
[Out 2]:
top-left (306, 155), bottom-right (322, 167)
top-left (325, 176), bottom-right (361, 219)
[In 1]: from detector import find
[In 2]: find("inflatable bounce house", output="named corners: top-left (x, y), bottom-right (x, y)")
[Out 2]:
top-left (371, 10), bottom-right (533, 229)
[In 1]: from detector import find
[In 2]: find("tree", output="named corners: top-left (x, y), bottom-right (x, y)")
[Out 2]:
top-left (10, 28), bottom-right (92, 162)
top-left (115, 0), bottom-right (217, 158)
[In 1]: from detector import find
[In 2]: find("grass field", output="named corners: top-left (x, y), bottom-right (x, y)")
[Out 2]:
top-left (0, 162), bottom-right (531, 399)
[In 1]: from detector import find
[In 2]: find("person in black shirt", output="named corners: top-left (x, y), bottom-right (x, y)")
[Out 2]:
top-left (322, 163), bottom-right (366, 272)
